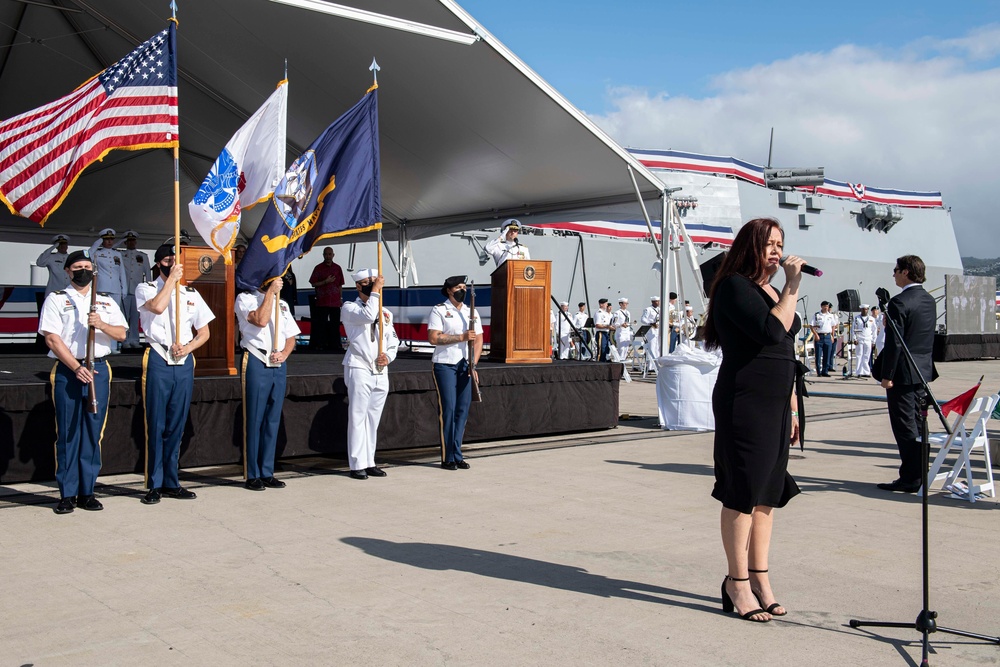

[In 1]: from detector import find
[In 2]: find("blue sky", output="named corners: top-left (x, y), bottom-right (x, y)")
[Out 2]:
top-left (458, 2), bottom-right (1000, 256)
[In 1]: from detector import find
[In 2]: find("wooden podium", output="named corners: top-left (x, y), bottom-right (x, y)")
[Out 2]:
top-left (179, 245), bottom-right (236, 377)
top-left (488, 259), bottom-right (552, 364)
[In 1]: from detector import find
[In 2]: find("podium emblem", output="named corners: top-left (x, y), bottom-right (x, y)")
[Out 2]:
top-left (523, 265), bottom-right (536, 281)
top-left (198, 255), bottom-right (215, 275)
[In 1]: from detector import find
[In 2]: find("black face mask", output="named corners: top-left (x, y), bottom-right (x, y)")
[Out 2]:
top-left (71, 268), bottom-right (93, 287)
top-left (359, 283), bottom-right (374, 296)
top-left (452, 289), bottom-right (467, 302)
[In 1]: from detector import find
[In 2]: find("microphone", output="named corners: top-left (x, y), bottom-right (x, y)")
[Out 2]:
top-left (780, 256), bottom-right (823, 277)
top-left (875, 287), bottom-right (891, 307)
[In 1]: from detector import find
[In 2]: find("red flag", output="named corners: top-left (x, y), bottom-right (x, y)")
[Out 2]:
top-left (941, 383), bottom-right (981, 417)
top-left (0, 24), bottom-right (178, 225)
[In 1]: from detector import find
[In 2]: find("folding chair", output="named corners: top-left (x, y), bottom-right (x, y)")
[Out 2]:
top-left (921, 394), bottom-right (998, 502)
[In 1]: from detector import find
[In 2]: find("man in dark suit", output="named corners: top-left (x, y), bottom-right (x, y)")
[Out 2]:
top-left (873, 255), bottom-right (937, 492)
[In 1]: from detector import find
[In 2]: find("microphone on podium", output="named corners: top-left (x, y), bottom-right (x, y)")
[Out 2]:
top-left (779, 256), bottom-right (823, 277)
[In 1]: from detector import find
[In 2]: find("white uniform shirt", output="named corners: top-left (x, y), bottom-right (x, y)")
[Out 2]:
top-left (812, 311), bottom-right (838, 334)
top-left (852, 313), bottom-right (877, 343)
top-left (38, 287), bottom-right (127, 359)
top-left (342, 293), bottom-right (399, 372)
top-left (427, 301), bottom-right (483, 364)
top-left (135, 278), bottom-right (216, 362)
top-left (235, 290), bottom-right (301, 363)
top-left (89, 243), bottom-right (128, 295)
top-left (593, 308), bottom-right (612, 330)
top-left (641, 305), bottom-right (660, 329)
top-left (484, 235), bottom-right (530, 266)
top-left (119, 249), bottom-right (151, 293)
top-left (612, 308), bottom-right (632, 343)
top-left (36, 246), bottom-right (69, 296)
top-left (572, 310), bottom-right (589, 329)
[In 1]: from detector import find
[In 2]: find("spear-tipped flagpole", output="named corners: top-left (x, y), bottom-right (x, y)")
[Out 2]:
top-left (171, 0), bottom-right (181, 353)
top-left (370, 57), bottom-right (384, 369)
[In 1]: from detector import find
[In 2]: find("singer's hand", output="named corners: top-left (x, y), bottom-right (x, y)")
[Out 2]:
top-left (781, 255), bottom-right (806, 283)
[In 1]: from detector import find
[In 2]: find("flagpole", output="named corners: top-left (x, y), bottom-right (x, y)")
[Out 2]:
top-left (370, 57), bottom-right (384, 371)
top-left (272, 280), bottom-right (281, 356)
top-left (171, 2), bottom-right (181, 349)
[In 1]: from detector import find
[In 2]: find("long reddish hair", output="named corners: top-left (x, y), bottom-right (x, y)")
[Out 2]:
top-left (703, 218), bottom-right (783, 349)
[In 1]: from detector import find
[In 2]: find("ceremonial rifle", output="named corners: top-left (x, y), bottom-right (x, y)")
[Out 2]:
top-left (85, 269), bottom-right (99, 414)
top-left (469, 280), bottom-right (482, 402)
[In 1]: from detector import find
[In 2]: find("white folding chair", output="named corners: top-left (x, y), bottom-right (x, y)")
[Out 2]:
top-left (922, 394), bottom-right (998, 502)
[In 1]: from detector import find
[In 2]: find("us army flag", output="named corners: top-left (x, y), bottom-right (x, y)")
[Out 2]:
top-left (188, 80), bottom-right (288, 262)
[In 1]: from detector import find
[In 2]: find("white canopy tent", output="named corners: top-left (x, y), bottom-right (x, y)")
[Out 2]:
top-left (0, 0), bottom-right (666, 249)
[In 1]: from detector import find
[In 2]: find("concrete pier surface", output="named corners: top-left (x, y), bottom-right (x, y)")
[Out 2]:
top-left (3, 360), bottom-right (1000, 666)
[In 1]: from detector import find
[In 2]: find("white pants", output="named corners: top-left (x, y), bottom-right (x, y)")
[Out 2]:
top-left (645, 330), bottom-right (660, 370)
top-left (124, 292), bottom-right (141, 347)
top-left (345, 366), bottom-right (389, 471)
top-left (854, 339), bottom-right (873, 376)
top-left (557, 333), bottom-right (572, 359)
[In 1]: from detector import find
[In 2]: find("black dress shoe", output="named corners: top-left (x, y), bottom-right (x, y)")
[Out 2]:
top-left (261, 476), bottom-right (286, 488)
top-left (245, 478), bottom-right (266, 491)
top-left (54, 498), bottom-right (75, 514)
top-left (141, 489), bottom-right (161, 505)
top-left (441, 462), bottom-right (458, 470)
top-left (455, 461), bottom-right (471, 470)
top-left (349, 469), bottom-right (368, 480)
top-left (365, 466), bottom-right (387, 477)
top-left (877, 478), bottom-right (921, 493)
top-left (78, 495), bottom-right (104, 511)
top-left (160, 486), bottom-right (197, 499)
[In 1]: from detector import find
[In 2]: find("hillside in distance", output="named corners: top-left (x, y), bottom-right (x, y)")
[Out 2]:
top-left (962, 257), bottom-right (1000, 277)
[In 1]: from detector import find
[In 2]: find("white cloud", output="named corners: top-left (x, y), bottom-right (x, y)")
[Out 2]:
top-left (588, 39), bottom-right (1000, 257)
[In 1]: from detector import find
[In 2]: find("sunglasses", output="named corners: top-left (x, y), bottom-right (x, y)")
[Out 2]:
top-left (893, 267), bottom-right (902, 273)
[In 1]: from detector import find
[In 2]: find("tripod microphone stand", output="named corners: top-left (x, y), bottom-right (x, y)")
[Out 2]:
top-left (848, 287), bottom-right (1000, 666)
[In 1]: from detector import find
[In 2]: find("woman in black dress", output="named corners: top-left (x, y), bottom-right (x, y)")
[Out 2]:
top-left (703, 218), bottom-right (804, 623)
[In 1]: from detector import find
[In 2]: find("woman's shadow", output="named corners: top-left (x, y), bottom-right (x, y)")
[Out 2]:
top-left (341, 537), bottom-right (718, 614)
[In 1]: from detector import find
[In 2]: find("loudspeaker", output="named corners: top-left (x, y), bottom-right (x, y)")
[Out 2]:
top-left (837, 289), bottom-right (860, 312)
top-left (700, 252), bottom-right (727, 295)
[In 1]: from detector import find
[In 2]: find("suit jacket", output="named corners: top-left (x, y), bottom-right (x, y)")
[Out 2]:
top-left (872, 284), bottom-right (937, 385)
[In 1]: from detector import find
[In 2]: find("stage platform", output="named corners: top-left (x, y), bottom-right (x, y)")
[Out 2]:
top-left (934, 332), bottom-right (1000, 362)
top-left (0, 351), bottom-right (622, 484)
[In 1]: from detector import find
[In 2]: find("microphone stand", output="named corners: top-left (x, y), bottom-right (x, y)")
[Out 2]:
top-left (848, 287), bottom-right (1000, 665)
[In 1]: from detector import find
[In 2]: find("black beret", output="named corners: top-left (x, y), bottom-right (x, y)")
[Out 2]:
top-left (441, 275), bottom-right (468, 297)
top-left (154, 244), bottom-right (176, 263)
top-left (63, 250), bottom-right (91, 269)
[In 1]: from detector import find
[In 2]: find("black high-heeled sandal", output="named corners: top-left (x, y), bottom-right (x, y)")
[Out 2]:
top-left (721, 575), bottom-right (770, 622)
top-left (748, 568), bottom-right (787, 616)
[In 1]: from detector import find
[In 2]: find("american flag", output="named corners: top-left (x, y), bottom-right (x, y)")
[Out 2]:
top-left (0, 24), bottom-right (178, 225)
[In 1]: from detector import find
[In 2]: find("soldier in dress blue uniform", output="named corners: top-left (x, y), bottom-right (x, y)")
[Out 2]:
top-left (90, 229), bottom-right (128, 353)
top-left (38, 250), bottom-right (127, 514)
top-left (135, 244), bottom-right (215, 504)
top-left (235, 275), bottom-right (300, 490)
top-left (114, 230), bottom-right (150, 350)
top-left (427, 275), bottom-right (482, 470)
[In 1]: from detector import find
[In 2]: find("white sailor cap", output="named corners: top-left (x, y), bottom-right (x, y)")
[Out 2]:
top-left (860, 303), bottom-right (870, 309)
top-left (352, 268), bottom-right (377, 282)
top-left (685, 304), bottom-right (693, 311)
top-left (97, 227), bottom-right (116, 239)
top-left (651, 295), bottom-right (661, 302)
top-left (501, 218), bottom-right (521, 234)
top-left (618, 297), bottom-right (628, 303)
top-left (51, 233), bottom-right (70, 243)
top-left (123, 230), bottom-right (138, 239)
top-left (559, 301), bottom-right (570, 307)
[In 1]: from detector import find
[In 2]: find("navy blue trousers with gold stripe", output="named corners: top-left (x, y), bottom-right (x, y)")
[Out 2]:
top-left (51, 359), bottom-right (110, 499)
top-left (432, 360), bottom-right (471, 465)
top-left (241, 352), bottom-right (287, 480)
top-left (142, 348), bottom-right (194, 489)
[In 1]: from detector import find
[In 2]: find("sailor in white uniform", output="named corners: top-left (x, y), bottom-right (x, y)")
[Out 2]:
top-left (115, 230), bottom-right (150, 349)
top-left (342, 269), bottom-right (398, 479)
top-left (89, 228), bottom-right (128, 322)
top-left (641, 296), bottom-right (661, 371)
top-left (36, 233), bottom-right (71, 297)
top-left (612, 297), bottom-right (633, 361)
top-left (554, 301), bottom-right (573, 359)
top-left (852, 304), bottom-right (878, 377)
top-left (485, 219), bottom-right (530, 267)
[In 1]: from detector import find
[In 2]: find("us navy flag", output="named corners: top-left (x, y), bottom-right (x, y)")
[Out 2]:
top-left (236, 89), bottom-right (380, 291)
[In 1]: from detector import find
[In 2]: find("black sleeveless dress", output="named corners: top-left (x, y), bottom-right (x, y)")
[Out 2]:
top-left (711, 274), bottom-right (801, 513)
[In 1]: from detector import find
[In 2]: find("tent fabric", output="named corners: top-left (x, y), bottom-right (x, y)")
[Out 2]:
top-left (0, 0), bottom-right (662, 246)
